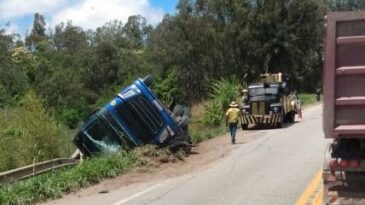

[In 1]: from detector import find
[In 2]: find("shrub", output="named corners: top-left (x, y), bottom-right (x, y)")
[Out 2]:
top-left (210, 77), bottom-right (240, 111)
top-left (59, 108), bottom-right (83, 129)
top-left (0, 91), bottom-right (69, 172)
top-left (153, 70), bottom-right (184, 108)
top-left (202, 100), bottom-right (222, 127)
top-left (202, 77), bottom-right (241, 127)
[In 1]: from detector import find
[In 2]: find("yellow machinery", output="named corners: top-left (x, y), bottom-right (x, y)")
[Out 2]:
top-left (241, 73), bottom-right (299, 128)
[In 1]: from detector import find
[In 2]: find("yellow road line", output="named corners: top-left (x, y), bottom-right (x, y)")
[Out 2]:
top-left (294, 169), bottom-right (323, 205)
top-left (312, 187), bottom-right (323, 205)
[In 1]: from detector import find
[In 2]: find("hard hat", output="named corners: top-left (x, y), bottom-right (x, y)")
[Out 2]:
top-left (229, 101), bottom-right (239, 107)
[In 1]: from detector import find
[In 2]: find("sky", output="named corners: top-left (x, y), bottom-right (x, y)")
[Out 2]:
top-left (0, 0), bottom-right (177, 35)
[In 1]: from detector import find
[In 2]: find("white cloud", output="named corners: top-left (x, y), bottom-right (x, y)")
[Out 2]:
top-left (50, 0), bottom-right (164, 29)
top-left (0, 0), bottom-right (165, 32)
top-left (0, 0), bottom-right (68, 19)
top-left (3, 23), bottom-right (19, 35)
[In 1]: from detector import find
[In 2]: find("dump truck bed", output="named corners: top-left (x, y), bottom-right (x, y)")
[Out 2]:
top-left (324, 11), bottom-right (365, 139)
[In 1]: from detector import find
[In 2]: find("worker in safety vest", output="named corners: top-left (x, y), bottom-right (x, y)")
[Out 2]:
top-left (225, 101), bottom-right (242, 144)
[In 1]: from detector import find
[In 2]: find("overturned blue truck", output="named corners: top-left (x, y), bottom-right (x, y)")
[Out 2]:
top-left (73, 76), bottom-right (192, 156)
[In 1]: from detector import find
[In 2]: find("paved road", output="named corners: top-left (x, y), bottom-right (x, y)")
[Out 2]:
top-left (46, 104), bottom-right (328, 205)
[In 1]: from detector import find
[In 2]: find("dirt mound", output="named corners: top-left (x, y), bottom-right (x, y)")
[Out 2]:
top-left (134, 145), bottom-right (186, 166)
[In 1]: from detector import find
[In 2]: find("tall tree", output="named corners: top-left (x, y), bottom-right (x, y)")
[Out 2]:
top-left (123, 15), bottom-right (152, 49)
top-left (25, 13), bottom-right (47, 50)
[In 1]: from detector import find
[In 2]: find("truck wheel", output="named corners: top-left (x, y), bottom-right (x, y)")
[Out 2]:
top-left (288, 112), bottom-right (295, 123)
top-left (276, 112), bottom-right (284, 128)
top-left (276, 121), bottom-right (283, 128)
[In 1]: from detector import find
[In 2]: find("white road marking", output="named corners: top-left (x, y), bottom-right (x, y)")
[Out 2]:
top-left (112, 180), bottom-right (169, 205)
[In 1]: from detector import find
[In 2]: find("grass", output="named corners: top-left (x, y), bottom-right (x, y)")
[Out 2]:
top-left (299, 93), bottom-right (319, 106)
top-left (0, 151), bottom-right (145, 205)
top-left (190, 125), bottom-right (226, 144)
top-left (0, 145), bottom-right (187, 205)
top-left (189, 100), bottom-right (227, 144)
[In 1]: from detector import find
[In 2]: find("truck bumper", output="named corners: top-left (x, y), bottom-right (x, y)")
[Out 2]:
top-left (241, 114), bottom-right (282, 125)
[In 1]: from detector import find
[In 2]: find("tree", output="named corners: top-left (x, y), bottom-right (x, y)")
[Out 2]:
top-left (25, 13), bottom-right (47, 50)
top-left (328, 0), bottom-right (360, 11)
top-left (95, 20), bottom-right (127, 47)
top-left (123, 15), bottom-right (153, 49)
top-left (52, 21), bottom-right (88, 54)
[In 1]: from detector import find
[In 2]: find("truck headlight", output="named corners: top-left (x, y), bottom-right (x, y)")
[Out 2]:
top-left (291, 101), bottom-right (295, 106)
top-left (273, 107), bottom-right (279, 113)
top-left (242, 106), bottom-right (250, 114)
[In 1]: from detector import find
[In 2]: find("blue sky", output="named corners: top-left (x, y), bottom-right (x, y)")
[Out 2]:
top-left (0, 0), bottom-right (177, 35)
top-left (150, 0), bottom-right (177, 13)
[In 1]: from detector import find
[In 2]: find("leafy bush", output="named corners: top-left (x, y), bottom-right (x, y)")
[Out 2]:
top-left (202, 100), bottom-right (222, 127)
top-left (58, 108), bottom-right (84, 129)
top-left (153, 70), bottom-right (184, 108)
top-left (202, 77), bottom-right (241, 127)
top-left (210, 77), bottom-right (240, 111)
top-left (0, 91), bottom-right (69, 172)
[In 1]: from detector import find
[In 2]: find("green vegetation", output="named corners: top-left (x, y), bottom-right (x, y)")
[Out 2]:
top-left (0, 1), bottom-right (351, 203)
top-left (299, 93), bottom-right (319, 106)
top-left (0, 92), bottom-right (71, 172)
top-left (0, 152), bottom-right (143, 205)
top-left (0, 0), bottom-right (360, 173)
top-left (190, 125), bottom-right (226, 144)
top-left (0, 146), bottom-right (187, 205)
top-left (202, 78), bottom-right (241, 127)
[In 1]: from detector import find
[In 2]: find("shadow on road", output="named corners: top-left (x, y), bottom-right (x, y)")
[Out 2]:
top-left (242, 120), bottom-right (299, 131)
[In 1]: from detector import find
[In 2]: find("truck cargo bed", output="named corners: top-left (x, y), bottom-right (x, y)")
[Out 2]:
top-left (324, 11), bottom-right (365, 139)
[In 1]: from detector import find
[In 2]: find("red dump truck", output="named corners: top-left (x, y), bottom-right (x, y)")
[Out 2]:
top-left (323, 11), bottom-right (365, 204)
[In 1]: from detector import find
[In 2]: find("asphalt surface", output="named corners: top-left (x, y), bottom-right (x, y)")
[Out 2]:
top-left (45, 104), bottom-right (328, 205)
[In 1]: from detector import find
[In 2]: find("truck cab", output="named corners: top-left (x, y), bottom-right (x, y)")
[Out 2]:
top-left (74, 77), bottom-right (187, 156)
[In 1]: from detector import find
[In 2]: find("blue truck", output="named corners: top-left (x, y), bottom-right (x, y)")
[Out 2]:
top-left (73, 76), bottom-right (192, 156)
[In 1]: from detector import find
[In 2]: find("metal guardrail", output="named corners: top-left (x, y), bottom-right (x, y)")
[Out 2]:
top-left (0, 158), bottom-right (79, 184)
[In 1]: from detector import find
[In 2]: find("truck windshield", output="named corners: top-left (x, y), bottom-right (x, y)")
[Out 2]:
top-left (249, 87), bottom-right (278, 96)
top-left (84, 116), bottom-right (122, 153)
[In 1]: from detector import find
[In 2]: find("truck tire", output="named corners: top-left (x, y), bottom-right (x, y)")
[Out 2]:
top-left (288, 112), bottom-right (295, 123)
top-left (276, 121), bottom-right (283, 128)
top-left (276, 112), bottom-right (284, 128)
